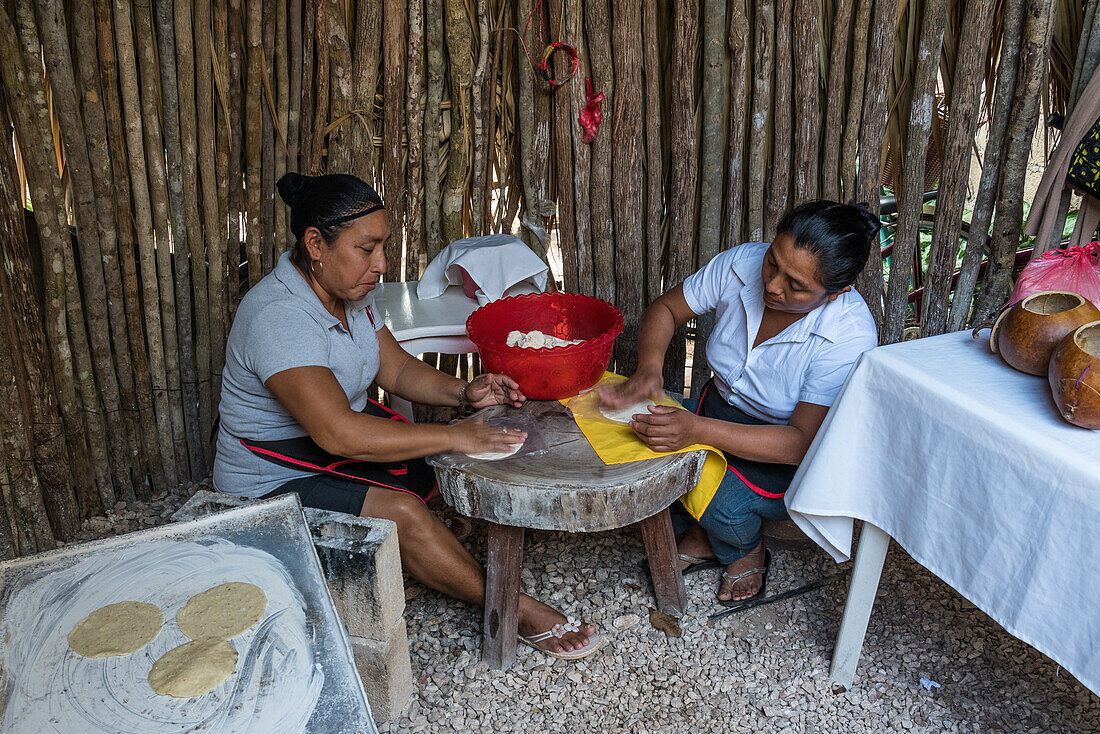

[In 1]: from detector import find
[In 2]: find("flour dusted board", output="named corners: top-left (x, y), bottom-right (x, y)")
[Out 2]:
top-left (0, 495), bottom-right (376, 734)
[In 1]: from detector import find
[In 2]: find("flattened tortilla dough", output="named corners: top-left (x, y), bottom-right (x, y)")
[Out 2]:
top-left (67, 601), bottom-right (163, 658)
top-left (600, 399), bottom-right (657, 425)
top-left (466, 442), bottom-right (523, 461)
top-left (177, 582), bottom-right (267, 640)
top-left (148, 638), bottom-right (238, 697)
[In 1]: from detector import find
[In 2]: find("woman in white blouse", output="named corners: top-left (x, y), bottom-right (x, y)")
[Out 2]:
top-left (602, 201), bottom-right (880, 607)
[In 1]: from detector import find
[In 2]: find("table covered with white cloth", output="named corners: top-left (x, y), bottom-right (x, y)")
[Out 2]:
top-left (785, 329), bottom-right (1100, 694)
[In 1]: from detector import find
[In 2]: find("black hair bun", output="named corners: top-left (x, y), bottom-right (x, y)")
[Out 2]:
top-left (277, 172), bottom-right (311, 207)
top-left (853, 201), bottom-right (882, 237)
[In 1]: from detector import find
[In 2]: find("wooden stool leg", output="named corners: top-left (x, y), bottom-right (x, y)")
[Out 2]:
top-left (483, 522), bottom-right (524, 670)
top-left (639, 508), bottom-right (686, 617)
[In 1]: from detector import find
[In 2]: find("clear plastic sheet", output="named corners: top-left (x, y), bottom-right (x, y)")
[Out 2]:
top-left (425, 408), bottom-right (550, 469)
top-left (564, 374), bottom-right (685, 426)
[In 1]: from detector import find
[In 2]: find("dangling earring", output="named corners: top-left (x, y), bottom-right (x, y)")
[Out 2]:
top-left (311, 259), bottom-right (323, 274)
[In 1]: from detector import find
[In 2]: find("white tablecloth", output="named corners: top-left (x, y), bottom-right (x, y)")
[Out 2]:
top-left (786, 330), bottom-right (1100, 694)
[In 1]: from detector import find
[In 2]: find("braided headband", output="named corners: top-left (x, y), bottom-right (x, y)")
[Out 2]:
top-left (315, 203), bottom-right (385, 229)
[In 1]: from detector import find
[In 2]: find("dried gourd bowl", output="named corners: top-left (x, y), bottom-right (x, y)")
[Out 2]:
top-left (466, 292), bottom-right (623, 400)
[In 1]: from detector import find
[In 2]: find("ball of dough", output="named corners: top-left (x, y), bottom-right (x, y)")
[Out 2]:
top-left (148, 638), bottom-right (238, 697)
top-left (68, 601), bottom-right (163, 658)
top-left (506, 330), bottom-right (523, 347)
top-left (177, 582), bottom-right (267, 640)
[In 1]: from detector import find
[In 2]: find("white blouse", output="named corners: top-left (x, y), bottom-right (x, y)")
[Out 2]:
top-left (682, 241), bottom-right (878, 424)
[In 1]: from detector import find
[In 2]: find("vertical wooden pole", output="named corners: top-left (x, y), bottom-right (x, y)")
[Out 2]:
top-left (406, 0), bottom-right (426, 279)
top-left (199, 0), bottom-right (228, 408)
top-left (840, 0), bottom-right (873, 201)
top-left (612, 0), bottom-right (645, 372)
top-left (642, 0), bottom-right (665, 304)
top-left (666, 0), bottom-right (699, 393)
top-left (747, 0), bottom-right (774, 242)
top-left (0, 77), bottom-right (70, 547)
top-left (469, 0), bottom-right (490, 237)
top-left (154, 0), bottom-right (205, 478)
top-left (972, 0), bottom-right (1056, 325)
top-left (227, 0), bottom-right (244, 310)
top-left (853, 0), bottom-right (901, 328)
top-left (693, 0), bottom-right (727, 392)
top-left (73, 0), bottom-right (147, 501)
top-left (821, 0), bottom-right (855, 201)
top-left (0, 9), bottom-right (85, 534)
top-left (765, 0), bottom-right (793, 238)
top-left (261, 0), bottom-right (277, 272)
top-left (569, 0), bottom-right (595, 297)
top-left (351, 0), bottom-right (382, 183)
top-left (584, 0), bottom-right (615, 302)
top-left (724, 0), bottom-right (749, 252)
top-left (275, 0), bottom-right (290, 255)
top-left (326, 0), bottom-right (353, 174)
top-left (548, 0), bottom-right (578, 292)
top-left (288, 0), bottom-right (304, 177)
top-left (244, 0), bottom-right (264, 285)
top-left (948, 0), bottom-right (1028, 331)
top-left (94, 0), bottom-right (167, 494)
top-left (133, 0), bottom-right (191, 478)
top-left (424, 0), bottom-right (444, 261)
top-left (180, 0), bottom-right (215, 456)
top-left (34, 0), bottom-right (128, 505)
top-left (881, 0), bottom-right (947, 344)
top-left (383, 0), bottom-right (407, 278)
top-left (922, 0), bottom-right (996, 337)
top-left (791, 0), bottom-right (820, 204)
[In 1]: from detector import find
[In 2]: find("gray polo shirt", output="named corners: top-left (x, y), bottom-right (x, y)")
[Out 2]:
top-left (213, 252), bottom-right (384, 498)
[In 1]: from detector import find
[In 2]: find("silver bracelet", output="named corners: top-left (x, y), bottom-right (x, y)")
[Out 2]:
top-left (457, 381), bottom-right (471, 408)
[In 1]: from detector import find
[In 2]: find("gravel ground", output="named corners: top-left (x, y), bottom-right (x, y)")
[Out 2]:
top-left (67, 484), bottom-right (1099, 733)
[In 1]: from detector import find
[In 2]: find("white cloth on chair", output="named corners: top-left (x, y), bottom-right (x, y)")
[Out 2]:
top-left (415, 234), bottom-right (548, 305)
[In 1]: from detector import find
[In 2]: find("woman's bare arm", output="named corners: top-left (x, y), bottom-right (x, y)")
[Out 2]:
top-left (601, 285), bottom-right (697, 408)
top-left (631, 400), bottom-right (829, 465)
top-left (265, 366), bottom-right (521, 461)
top-left (372, 326), bottom-right (465, 406)
top-left (693, 401), bottom-right (829, 464)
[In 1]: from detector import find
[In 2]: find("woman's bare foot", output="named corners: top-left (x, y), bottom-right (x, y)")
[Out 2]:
top-left (676, 524), bottom-right (717, 571)
top-left (717, 541), bottom-right (767, 602)
top-left (517, 596), bottom-right (596, 654)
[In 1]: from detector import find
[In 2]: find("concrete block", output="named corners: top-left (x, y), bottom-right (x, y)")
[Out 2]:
top-left (309, 511), bottom-right (404, 640)
top-left (350, 620), bottom-right (413, 722)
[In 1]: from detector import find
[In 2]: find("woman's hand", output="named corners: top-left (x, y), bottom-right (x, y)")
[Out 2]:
top-left (598, 367), bottom-right (665, 410)
top-left (630, 406), bottom-right (700, 453)
top-left (465, 373), bottom-right (526, 408)
top-left (449, 421), bottom-right (527, 456)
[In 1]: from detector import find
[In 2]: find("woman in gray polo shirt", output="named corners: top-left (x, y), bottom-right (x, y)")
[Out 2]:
top-left (213, 173), bottom-right (600, 660)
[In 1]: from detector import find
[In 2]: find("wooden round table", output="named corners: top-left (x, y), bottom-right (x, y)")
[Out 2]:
top-left (434, 401), bottom-right (706, 669)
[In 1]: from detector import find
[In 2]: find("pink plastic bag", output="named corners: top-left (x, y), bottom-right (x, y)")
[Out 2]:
top-left (1009, 242), bottom-right (1100, 308)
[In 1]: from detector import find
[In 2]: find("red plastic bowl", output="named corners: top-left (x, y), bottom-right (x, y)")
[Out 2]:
top-left (466, 292), bottom-right (624, 400)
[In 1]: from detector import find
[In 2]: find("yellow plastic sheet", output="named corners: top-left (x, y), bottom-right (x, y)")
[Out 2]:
top-left (560, 373), bottom-right (727, 520)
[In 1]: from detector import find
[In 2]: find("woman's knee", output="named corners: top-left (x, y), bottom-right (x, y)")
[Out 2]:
top-left (361, 489), bottom-right (430, 531)
top-left (699, 501), bottom-right (762, 549)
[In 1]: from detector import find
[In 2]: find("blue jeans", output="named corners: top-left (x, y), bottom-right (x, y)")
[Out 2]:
top-left (672, 395), bottom-right (791, 564)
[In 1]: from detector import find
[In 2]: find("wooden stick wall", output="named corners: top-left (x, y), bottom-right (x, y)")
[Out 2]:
top-left (0, 0), bottom-right (1077, 552)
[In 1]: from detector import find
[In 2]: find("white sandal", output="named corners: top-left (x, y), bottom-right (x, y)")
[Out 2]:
top-left (517, 617), bottom-right (603, 660)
